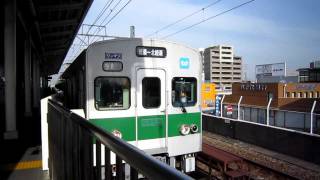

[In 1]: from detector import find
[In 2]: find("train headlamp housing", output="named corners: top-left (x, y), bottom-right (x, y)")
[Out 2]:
top-left (180, 124), bottom-right (190, 135)
top-left (190, 124), bottom-right (198, 133)
top-left (112, 129), bottom-right (122, 139)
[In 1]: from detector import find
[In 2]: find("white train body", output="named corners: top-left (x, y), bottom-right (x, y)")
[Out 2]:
top-left (60, 38), bottom-right (202, 171)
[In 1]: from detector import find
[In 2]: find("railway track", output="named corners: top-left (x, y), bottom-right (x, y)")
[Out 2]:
top-left (196, 131), bottom-right (320, 180)
top-left (192, 145), bottom-right (296, 179)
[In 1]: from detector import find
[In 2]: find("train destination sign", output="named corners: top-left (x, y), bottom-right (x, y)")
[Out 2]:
top-left (136, 46), bottom-right (167, 58)
top-left (102, 61), bottom-right (123, 72)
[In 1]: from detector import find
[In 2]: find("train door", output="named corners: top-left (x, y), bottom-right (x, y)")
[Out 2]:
top-left (136, 68), bottom-right (167, 152)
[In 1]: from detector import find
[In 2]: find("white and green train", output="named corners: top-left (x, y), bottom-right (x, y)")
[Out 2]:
top-left (58, 38), bottom-right (202, 172)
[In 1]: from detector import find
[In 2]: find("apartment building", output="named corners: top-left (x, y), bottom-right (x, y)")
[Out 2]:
top-left (204, 45), bottom-right (242, 94)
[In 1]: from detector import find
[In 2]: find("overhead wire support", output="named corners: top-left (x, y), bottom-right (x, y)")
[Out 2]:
top-left (89, 0), bottom-right (132, 44)
top-left (146, 0), bottom-right (223, 38)
top-left (66, 0), bottom-right (114, 62)
top-left (70, 0), bottom-right (132, 60)
top-left (83, 0), bottom-right (114, 36)
top-left (88, 0), bottom-right (125, 43)
top-left (161, 0), bottom-right (256, 39)
top-left (76, 0), bottom-right (113, 43)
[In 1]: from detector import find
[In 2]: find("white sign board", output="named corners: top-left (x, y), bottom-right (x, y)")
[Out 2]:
top-left (256, 63), bottom-right (286, 77)
top-left (227, 105), bottom-right (232, 115)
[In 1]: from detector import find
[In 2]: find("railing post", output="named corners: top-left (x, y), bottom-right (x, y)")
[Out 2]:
top-left (116, 156), bottom-right (123, 180)
top-left (220, 95), bottom-right (225, 117)
top-left (310, 100), bottom-right (317, 134)
top-left (41, 96), bottom-right (51, 170)
top-left (96, 140), bottom-right (101, 180)
top-left (130, 167), bottom-right (138, 180)
top-left (267, 98), bottom-right (272, 126)
top-left (105, 147), bottom-right (111, 180)
top-left (237, 96), bottom-right (243, 120)
top-left (83, 128), bottom-right (94, 180)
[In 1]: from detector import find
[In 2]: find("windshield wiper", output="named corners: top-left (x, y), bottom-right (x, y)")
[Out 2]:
top-left (180, 104), bottom-right (187, 113)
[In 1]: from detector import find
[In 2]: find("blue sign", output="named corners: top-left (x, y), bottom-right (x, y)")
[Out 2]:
top-left (215, 95), bottom-right (222, 116)
top-left (180, 57), bottom-right (190, 69)
top-left (105, 52), bottom-right (122, 59)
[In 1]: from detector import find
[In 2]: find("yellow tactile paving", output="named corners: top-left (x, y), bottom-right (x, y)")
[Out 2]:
top-left (1, 160), bottom-right (42, 171)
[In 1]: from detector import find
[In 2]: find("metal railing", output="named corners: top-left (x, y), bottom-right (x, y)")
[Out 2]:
top-left (217, 95), bottom-right (319, 135)
top-left (47, 99), bottom-right (192, 180)
top-left (220, 104), bottom-right (320, 135)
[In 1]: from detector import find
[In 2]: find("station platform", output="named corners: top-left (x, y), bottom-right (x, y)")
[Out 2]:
top-left (0, 143), bottom-right (49, 180)
top-left (0, 113), bottom-right (49, 180)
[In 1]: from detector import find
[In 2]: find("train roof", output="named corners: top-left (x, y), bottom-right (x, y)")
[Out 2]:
top-left (88, 38), bottom-right (199, 54)
top-left (60, 38), bottom-right (200, 79)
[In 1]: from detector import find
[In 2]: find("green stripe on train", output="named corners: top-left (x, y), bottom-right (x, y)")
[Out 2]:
top-left (90, 117), bottom-right (136, 141)
top-left (89, 112), bottom-right (201, 141)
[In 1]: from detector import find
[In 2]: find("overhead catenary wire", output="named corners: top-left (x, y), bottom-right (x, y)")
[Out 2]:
top-left (146, 0), bottom-right (223, 38)
top-left (161, 0), bottom-right (256, 39)
top-left (72, 0), bottom-right (132, 60)
top-left (89, 0), bottom-right (132, 44)
top-left (99, 0), bottom-right (124, 29)
top-left (86, 0), bottom-right (115, 34)
top-left (89, 0), bottom-right (126, 43)
top-left (66, 0), bottom-right (115, 61)
top-left (74, 0), bottom-right (114, 46)
top-left (103, 0), bottom-right (132, 28)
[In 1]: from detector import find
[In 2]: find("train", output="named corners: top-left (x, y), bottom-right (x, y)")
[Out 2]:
top-left (56, 38), bottom-right (202, 173)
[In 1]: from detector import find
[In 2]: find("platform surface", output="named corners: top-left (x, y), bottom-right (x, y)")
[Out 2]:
top-left (0, 146), bottom-right (49, 180)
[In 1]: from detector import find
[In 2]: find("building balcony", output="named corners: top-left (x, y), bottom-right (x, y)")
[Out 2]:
top-left (233, 69), bottom-right (242, 73)
top-left (233, 63), bottom-right (242, 68)
top-left (220, 69), bottom-right (233, 73)
top-left (220, 79), bottom-right (233, 82)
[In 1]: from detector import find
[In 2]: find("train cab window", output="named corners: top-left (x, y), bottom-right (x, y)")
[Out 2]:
top-left (142, 77), bottom-right (161, 108)
top-left (94, 77), bottom-right (130, 110)
top-left (172, 77), bottom-right (197, 107)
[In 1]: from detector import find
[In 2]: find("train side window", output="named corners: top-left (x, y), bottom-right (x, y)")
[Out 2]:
top-left (142, 77), bottom-right (161, 108)
top-left (172, 77), bottom-right (197, 107)
top-left (94, 77), bottom-right (130, 110)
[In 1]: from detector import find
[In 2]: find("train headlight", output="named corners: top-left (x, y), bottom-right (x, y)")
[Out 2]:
top-left (180, 124), bottom-right (190, 135)
top-left (112, 129), bottom-right (122, 139)
top-left (190, 124), bottom-right (198, 133)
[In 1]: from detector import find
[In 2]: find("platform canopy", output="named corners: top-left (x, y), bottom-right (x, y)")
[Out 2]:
top-left (20, 0), bottom-right (93, 75)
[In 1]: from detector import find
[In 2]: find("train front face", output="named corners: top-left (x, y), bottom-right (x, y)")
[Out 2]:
top-left (86, 38), bottom-right (202, 172)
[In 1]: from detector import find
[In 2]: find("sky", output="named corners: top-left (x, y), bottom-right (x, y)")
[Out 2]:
top-left (61, 0), bottom-right (320, 81)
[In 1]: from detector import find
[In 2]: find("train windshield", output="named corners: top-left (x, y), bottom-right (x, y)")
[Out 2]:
top-left (94, 77), bottom-right (130, 110)
top-left (172, 77), bottom-right (197, 107)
